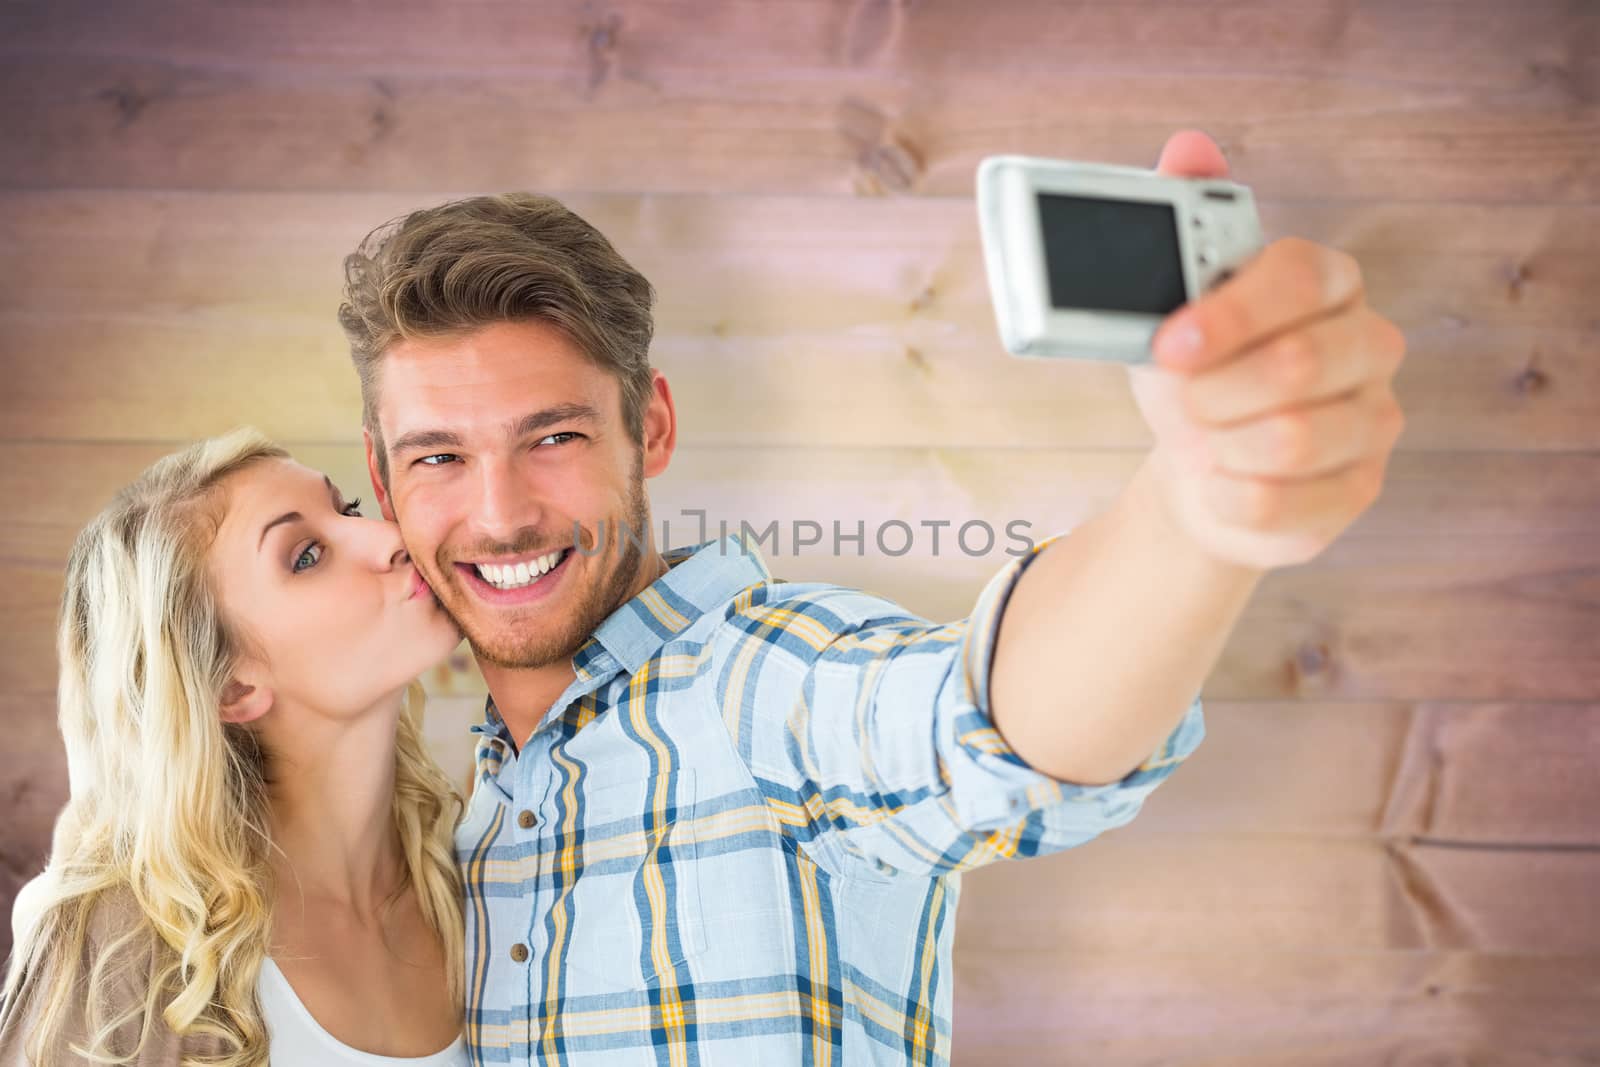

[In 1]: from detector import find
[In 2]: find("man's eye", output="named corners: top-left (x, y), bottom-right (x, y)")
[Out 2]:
top-left (292, 543), bottom-right (323, 573)
top-left (538, 433), bottom-right (580, 447)
top-left (417, 454), bottom-right (458, 467)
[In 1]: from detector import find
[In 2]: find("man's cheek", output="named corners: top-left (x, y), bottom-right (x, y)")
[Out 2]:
top-left (391, 497), bottom-right (441, 564)
top-left (426, 554), bottom-right (459, 592)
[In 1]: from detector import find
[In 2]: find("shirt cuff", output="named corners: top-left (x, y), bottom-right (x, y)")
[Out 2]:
top-left (944, 528), bottom-right (1206, 833)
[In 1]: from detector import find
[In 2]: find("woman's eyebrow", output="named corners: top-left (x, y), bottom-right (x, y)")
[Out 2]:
top-left (257, 478), bottom-right (341, 550)
top-left (258, 511), bottom-right (302, 550)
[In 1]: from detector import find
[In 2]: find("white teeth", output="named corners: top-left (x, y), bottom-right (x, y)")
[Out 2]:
top-left (474, 550), bottom-right (566, 590)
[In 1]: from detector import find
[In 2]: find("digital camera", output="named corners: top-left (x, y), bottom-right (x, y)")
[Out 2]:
top-left (976, 154), bottom-right (1264, 363)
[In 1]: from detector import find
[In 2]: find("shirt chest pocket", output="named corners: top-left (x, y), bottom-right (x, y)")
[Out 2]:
top-left (560, 768), bottom-right (707, 990)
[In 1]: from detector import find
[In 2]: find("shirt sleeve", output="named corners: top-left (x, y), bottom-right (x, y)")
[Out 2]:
top-left (709, 530), bottom-right (1206, 880)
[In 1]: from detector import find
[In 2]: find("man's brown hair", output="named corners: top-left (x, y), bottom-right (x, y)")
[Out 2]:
top-left (338, 193), bottom-right (657, 484)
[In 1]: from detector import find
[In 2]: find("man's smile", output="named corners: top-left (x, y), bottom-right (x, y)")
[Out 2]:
top-left (453, 547), bottom-right (575, 603)
top-left (465, 548), bottom-right (573, 589)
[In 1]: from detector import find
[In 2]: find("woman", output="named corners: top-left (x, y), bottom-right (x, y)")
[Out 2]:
top-left (0, 428), bottom-right (470, 1066)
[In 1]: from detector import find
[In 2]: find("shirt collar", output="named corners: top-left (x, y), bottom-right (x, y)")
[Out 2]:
top-left (576, 528), bottom-right (771, 677)
top-left (473, 529), bottom-right (771, 742)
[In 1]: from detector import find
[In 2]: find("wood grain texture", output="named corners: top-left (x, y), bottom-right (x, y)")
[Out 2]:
top-left (0, 1), bottom-right (1595, 201)
top-left (1, 192), bottom-right (1597, 450)
top-left (951, 948), bottom-right (1600, 1064)
top-left (957, 833), bottom-right (1600, 954)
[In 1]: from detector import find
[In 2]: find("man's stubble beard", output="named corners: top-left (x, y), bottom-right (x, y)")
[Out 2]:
top-left (441, 455), bottom-right (652, 671)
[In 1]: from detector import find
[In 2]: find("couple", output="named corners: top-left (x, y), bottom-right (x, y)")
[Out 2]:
top-left (1, 131), bottom-right (1405, 1065)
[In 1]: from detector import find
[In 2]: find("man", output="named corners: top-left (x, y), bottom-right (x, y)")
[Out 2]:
top-left (337, 129), bottom-right (1405, 1065)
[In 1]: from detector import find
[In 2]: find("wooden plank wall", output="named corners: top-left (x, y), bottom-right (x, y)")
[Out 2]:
top-left (2, 1), bottom-right (1598, 1062)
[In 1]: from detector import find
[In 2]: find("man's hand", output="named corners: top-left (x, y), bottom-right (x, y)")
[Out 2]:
top-left (1127, 130), bottom-right (1408, 571)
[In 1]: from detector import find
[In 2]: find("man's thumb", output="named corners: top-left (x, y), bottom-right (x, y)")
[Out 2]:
top-left (1154, 129), bottom-right (1232, 179)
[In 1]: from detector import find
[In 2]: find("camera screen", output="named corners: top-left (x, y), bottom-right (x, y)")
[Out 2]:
top-left (1036, 193), bottom-right (1187, 314)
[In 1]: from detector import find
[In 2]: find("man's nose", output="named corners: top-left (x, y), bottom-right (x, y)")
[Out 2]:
top-left (473, 459), bottom-right (539, 543)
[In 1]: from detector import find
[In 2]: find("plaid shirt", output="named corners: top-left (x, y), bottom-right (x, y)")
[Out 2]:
top-left (456, 529), bottom-right (1206, 1065)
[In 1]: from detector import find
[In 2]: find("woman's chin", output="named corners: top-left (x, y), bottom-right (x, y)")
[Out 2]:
top-left (425, 629), bottom-right (469, 671)
top-left (389, 625), bottom-right (470, 690)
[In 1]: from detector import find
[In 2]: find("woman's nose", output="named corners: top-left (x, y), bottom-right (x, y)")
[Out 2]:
top-left (363, 518), bottom-right (409, 570)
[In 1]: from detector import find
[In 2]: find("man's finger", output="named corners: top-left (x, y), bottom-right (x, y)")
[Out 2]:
top-left (1203, 383), bottom-right (1406, 480)
top-left (1153, 129), bottom-right (1231, 179)
top-left (1181, 305), bottom-right (1406, 426)
top-left (1152, 237), bottom-right (1365, 373)
top-left (1204, 453), bottom-right (1388, 536)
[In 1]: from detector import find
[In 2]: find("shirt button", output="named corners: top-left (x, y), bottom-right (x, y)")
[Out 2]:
top-left (517, 809), bottom-right (537, 830)
top-left (510, 943), bottom-right (529, 963)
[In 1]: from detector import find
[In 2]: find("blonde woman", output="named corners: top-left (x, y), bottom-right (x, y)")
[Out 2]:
top-left (0, 428), bottom-right (469, 1066)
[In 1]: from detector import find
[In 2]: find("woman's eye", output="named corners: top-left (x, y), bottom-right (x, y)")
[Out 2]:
top-left (341, 496), bottom-right (363, 517)
top-left (292, 543), bottom-right (323, 574)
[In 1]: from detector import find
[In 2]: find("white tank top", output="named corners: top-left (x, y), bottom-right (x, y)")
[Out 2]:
top-left (257, 957), bottom-right (469, 1067)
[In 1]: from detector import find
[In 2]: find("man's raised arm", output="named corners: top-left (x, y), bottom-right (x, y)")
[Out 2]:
top-left (989, 130), bottom-right (1407, 785)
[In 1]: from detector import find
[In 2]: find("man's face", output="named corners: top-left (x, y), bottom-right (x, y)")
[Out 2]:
top-left (369, 319), bottom-right (669, 670)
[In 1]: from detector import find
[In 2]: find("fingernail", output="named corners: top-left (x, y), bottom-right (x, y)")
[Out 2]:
top-left (1157, 317), bottom-right (1204, 364)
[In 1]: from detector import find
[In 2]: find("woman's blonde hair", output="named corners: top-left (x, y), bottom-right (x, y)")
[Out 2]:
top-left (2, 427), bottom-right (464, 1066)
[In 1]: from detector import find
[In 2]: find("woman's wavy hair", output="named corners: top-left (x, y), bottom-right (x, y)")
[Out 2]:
top-left (2, 427), bottom-right (464, 1066)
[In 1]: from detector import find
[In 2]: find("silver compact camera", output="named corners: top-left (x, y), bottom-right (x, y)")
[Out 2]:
top-left (976, 154), bottom-right (1264, 363)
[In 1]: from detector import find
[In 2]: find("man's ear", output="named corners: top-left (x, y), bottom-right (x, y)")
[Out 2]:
top-left (220, 678), bottom-right (273, 725)
top-left (363, 427), bottom-right (397, 522)
top-left (641, 369), bottom-right (676, 480)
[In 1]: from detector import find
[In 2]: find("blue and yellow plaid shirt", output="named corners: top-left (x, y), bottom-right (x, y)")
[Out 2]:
top-left (456, 528), bottom-right (1206, 1065)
